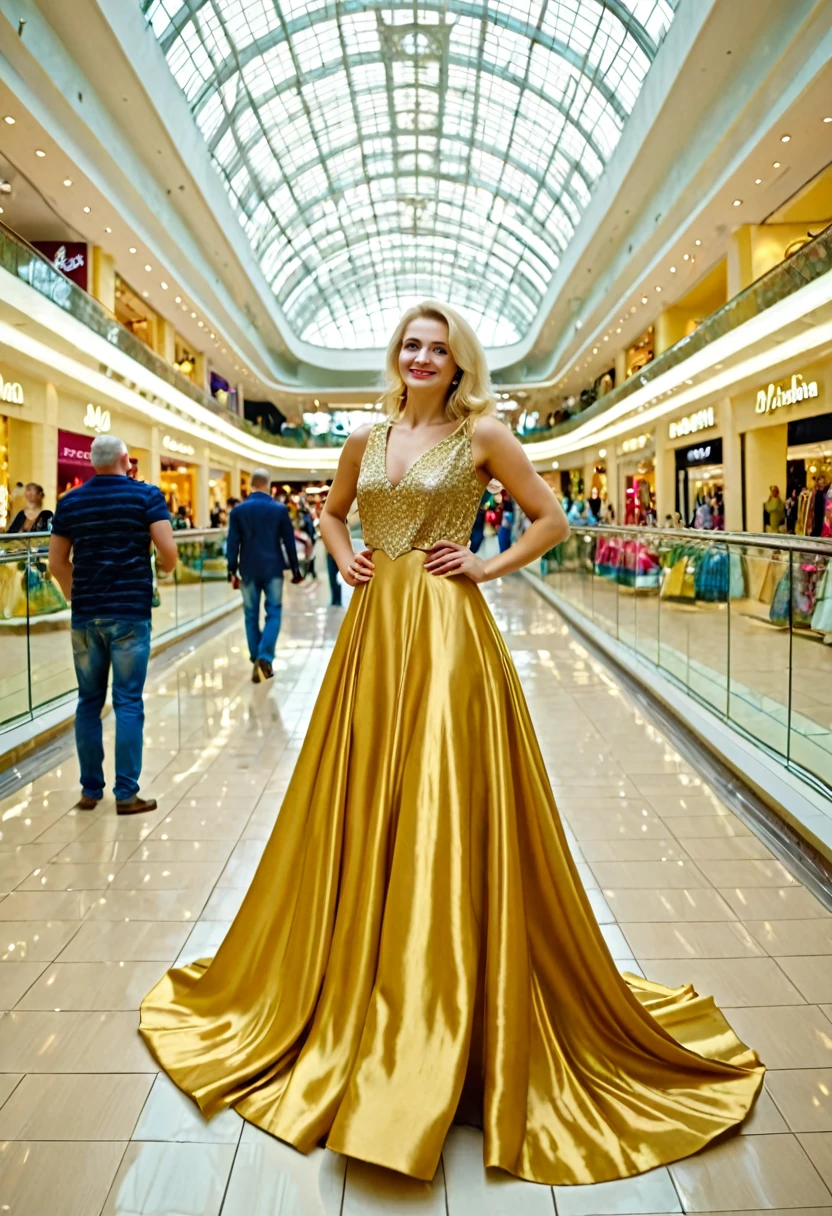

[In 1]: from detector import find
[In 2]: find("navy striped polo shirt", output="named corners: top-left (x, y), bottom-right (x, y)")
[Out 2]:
top-left (51, 476), bottom-right (171, 626)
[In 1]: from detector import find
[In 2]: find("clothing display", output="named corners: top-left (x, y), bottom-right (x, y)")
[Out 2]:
top-left (141, 417), bottom-right (762, 1187)
top-left (769, 561), bottom-right (822, 628)
top-left (811, 563), bottom-right (832, 634)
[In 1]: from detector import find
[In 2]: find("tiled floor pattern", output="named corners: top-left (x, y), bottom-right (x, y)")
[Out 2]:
top-left (0, 571), bottom-right (831, 1213)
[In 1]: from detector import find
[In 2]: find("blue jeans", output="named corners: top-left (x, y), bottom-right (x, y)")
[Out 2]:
top-left (71, 618), bottom-right (152, 802)
top-left (326, 553), bottom-right (342, 606)
top-left (241, 576), bottom-right (284, 663)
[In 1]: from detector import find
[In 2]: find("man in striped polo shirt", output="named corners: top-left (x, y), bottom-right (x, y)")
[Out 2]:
top-left (49, 435), bottom-right (178, 815)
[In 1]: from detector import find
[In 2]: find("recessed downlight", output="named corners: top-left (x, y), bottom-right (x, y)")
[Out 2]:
top-left (35, 149), bottom-right (45, 158)
top-left (190, 311), bottom-right (197, 318)
top-left (129, 247), bottom-right (137, 254)
top-left (669, 265), bottom-right (677, 273)
top-left (780, 134), bottom-right (790, 143)
top-left (732, 198), bottom-right (742, 206)
top-left (63, 178), bottom-right (72, 187)
top-left (641, 295), bottom-right (648, 304)
top-left (82, 206), bottom-right (91, 213)
top-left (772, 161), bottom-right (781, 168)
top-left (694, 239), bottom-right (701, 246)
top-left (104, 226), bottom-right (112, 233)
top-left (3, 116), bottom-right (15, 125)
top-left (755, 178), bottom-right (762, 185)
top-left (144, 263), bottom-right (152, 272)
top-left (683, 253), bottom-right (690, 261)
top-left (174, 295), bottom-right (181, 303)
top-left (655, 285), bottom-right (662, 292)
top-left (160, 281), bottom-right (168, 290)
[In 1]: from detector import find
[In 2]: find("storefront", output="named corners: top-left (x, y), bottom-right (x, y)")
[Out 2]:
top-left (160, 433), bottom-right (198, 519)
top-left (735, 360), bottom-right (830, 535)
top-left (209, 467), bottom-right (231, 519)
top-left (675, 438), bottom-right (725, 528)
top-left (616, 432), bottom-right (656, 524)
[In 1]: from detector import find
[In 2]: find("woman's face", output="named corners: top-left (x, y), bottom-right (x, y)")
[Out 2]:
top-left (25, 485), bottom-right (43, 508)
top-left (398, 316), bottom-right (459, 399)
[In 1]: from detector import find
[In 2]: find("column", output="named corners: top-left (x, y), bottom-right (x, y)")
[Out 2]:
top-left (603, 447), bottom-right (618, 518)
top-left (614, 348), bottom-right (627, 388)
top-left (149, 426), bottom-right (162, 489)
top-left (154, 317), bottom-right (176, 366)
top-left (654, 308), bottom-right (687, 357)
top-left (718, 396), bottom-right (742, 532)
top-left (90, 247), bottom-right (116, 314)
top-left (193, 353), bottom-right (209, 392)
top-left (727, 225), bottom-right (755, 298)
top-left (654, 427), bottom-right (676, 522)
top-left (230, 466), bottom-right (242, 498)
top-left (744, 424), bottom-right (787, 535)
top-left (196, 446), bottom-right (211, 528)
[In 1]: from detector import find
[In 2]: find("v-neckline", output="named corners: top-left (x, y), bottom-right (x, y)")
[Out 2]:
top-left (383, 419), bottom-right (466, 490)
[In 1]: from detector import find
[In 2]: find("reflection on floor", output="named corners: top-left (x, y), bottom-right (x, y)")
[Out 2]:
top-left (0, 570), bottom-right (831, 1214)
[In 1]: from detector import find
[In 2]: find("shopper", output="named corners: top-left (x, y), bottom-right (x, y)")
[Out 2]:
top-left (48, 435), bottom-right (177, 814)
top-left (326, 551), bottom-right (342, 606)
top-left (226, 468), bottom-right (302, 683)
top-left (7, 483), bottom-right (53, 533)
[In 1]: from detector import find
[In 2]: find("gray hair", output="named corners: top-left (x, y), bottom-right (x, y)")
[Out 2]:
top-left (250, 468), bottom-right (271, 488)
top-left (90, 435), bottom-right (128, 470)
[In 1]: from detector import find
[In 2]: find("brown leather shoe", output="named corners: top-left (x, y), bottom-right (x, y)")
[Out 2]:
top-left (116, 796), bottom-right (158, 816)
top-left (74, 795), bottom-right (100, 811)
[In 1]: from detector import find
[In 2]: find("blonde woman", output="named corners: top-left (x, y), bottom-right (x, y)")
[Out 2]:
top-left (141, 303), bottom-right (761, 1186)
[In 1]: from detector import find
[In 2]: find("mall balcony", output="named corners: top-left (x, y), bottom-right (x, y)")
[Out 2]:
top-left (0, 0), bottom-right (831, 1213)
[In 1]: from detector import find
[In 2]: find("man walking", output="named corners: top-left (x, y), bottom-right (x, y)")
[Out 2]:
top-left (227, 469), bottom-right (301, 682)
top-left (49, 435), bottom-right (178, 814)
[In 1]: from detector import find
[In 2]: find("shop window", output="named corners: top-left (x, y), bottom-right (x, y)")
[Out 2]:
top-left (115, 275), bottom-right (157, 349)
top-left (626, 327), bottom-right (654, 378)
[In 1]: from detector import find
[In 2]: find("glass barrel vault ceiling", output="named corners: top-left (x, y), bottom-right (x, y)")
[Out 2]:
top-left (141, 0), bottom-right (678, 350)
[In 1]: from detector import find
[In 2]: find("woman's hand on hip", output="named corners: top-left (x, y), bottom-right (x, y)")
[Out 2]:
top-left (342, 549), bottom-right (375, 587)
top-left (424, 542), bottom-right (488, 583)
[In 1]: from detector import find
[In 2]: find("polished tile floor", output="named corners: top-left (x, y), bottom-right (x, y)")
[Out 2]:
top-left (0, 570), bottom-right (831, 1214)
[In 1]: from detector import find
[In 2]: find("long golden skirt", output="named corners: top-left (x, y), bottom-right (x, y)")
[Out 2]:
top-left (140, 550), bottom-right (763, 1185)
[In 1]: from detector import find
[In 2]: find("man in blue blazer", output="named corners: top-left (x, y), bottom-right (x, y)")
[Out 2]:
top-left (226, 469), bottom-right (302, 682)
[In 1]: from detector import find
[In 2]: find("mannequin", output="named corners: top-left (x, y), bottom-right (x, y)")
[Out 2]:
top-left (764, 485), bottom-right (786, 533)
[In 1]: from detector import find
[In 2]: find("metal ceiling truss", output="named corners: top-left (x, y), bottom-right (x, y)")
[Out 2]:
top-left (141, 0), bottom-right (677, 349)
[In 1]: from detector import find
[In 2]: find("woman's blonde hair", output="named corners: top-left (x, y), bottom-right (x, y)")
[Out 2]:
top-left (379, 300), bottom-right (497, 423)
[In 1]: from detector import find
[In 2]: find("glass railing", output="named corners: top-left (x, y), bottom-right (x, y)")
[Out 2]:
top-left (0, 528), bottom-right (237, 732)
top-left (526, 524), bottom-right (832, 799)
top-left (514, 222), bottom-right (832, 444)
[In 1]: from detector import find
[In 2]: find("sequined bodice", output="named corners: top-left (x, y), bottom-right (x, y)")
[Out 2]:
top-left (357, 420), bottom-right (484, 561)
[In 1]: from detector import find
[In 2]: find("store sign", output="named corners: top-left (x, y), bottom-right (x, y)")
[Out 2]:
top-left (83, 403), bottom-right (110, 434)
top-left (163, 435), bottom-right (195, 457)
top-left (621, 434), bottom-right (649, 453)
top-left (0, 372), bottom-right (24, 405)
top-left (755, 372), bottom-right (819, 415)
top-left (677, 438), bottom-right (723, 469)
top-left (31, 241), bottom-right (88, 291)
top-left (669, 407), bottom-right (715, 440)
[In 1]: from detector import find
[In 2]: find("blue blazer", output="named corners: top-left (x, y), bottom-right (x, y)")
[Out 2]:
top-left (226, 493), bottom-right (301, 583)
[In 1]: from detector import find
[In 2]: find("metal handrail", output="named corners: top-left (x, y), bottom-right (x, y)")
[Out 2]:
top-left (563, 523), bottom-right (832, 555)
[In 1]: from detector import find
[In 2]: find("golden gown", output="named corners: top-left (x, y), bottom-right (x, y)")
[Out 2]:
top-left (140, 418), bottom-right (763, 1185)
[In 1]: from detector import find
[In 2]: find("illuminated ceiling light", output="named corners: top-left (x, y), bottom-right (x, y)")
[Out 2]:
top-left (129, 247), bottom-right (136, 254)
top-left (655, 285), bottom-right (662, 293)
top-left (197, 320), bottom-right (204, 327)
top-left (780, 134), bottom-right (790, 142)
top-left (63, 178), bottom-right (72, 187)
top-left (82, 206), bottom-right (91, 214)
top-left (575, 319), bottom-right (583, 330)
top-left (755, 178), bottom-right (762, 185)
top-left (0, 206), bottom-right (3, 215)
top-left (144, 263), bottom-right (152, 272)
top-left (732, 199), bottom-right (742, 207)
top-left (772, 161), bottom-right (780, 168)
top-left (104, 226), bottom-right (112, 233)
top-left (598, 448), bottom-right (606, 458)
top-left (630, 305), bottom-right (637, 314)
top-left (142, 291), bottom-right (149, 298)
top-left (3, 116), bottom-right (15, 125)
top-left (551, 461), bottom-right (559, 469)
top-left (616, 327), bottom-right (622, 333)
top-left (174, 295), bottom-right (181, 303)
top-left (694, 239), bottom-right (701, 246)
top-left (35, 149), bottom-right (45, 158)
top-left (160, 281), bottom-right (168, 290)
top-left (190, 311), bottom-right (197, 318)
top-left (592, 346), bottom-right (598, 354)
top-left (603, 335), bottom-right (609, 341)
top-left (669, 265), bottom-right (677, 273)
top-left (641, 295), bottom-right (648, 304)
top-left (683, 253), bottom-right (690, 261)
top-left (825, 117), bottom-right (832, 123)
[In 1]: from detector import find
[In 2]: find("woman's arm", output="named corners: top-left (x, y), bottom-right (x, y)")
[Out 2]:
top-left (319, 426), bottom-right (376, 586)
top-left (425, 416), bottom-right (569, 583)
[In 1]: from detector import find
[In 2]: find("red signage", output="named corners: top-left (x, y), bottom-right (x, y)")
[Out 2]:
top-left (58, 429), bottom-right (93, 468)
top-left (32, 242), bottom-right (88, 291)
